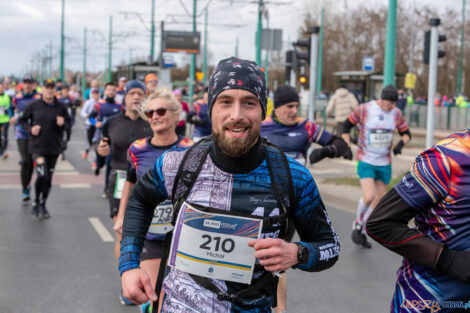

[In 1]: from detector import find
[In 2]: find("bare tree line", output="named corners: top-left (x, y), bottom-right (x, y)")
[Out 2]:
top-left (267, 1), bottom-right (468, 97)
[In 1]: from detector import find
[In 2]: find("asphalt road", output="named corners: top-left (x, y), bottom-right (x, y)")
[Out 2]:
top-left (0, 119), bottom-right (406, 313)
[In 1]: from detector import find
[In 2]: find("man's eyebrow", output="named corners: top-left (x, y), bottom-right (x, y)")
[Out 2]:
top-left (217, 95), bottom-right (233, 100)
top-left (241, 95), bottom-right (259, 101)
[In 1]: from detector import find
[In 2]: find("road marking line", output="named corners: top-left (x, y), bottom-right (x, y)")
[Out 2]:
top-left (89, 217), bottom-right (115, 242)
top-left (310, 169), bottom-right (343, 175)
top-left (0, 185), bottom-right (21, 189)
top-left (60, 183), bottom-right (92, 189)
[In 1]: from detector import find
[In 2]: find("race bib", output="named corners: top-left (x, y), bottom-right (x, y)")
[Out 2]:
top-left (149, 200), bottom-right (174, 235)
top-left (169, 202), bottom-right (263, 284)
top-left (113, 170), bottom-right (127, 199)
top-left (0, 107), bottom-right (6, 115)
top-left (369, 129), bottom-right (393, 148)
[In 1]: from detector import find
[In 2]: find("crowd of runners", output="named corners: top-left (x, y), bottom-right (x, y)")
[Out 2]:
top-left (1, 55), bottom-right (468, 313)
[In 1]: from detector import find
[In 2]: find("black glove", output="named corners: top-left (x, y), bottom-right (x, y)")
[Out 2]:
top-left (343, 146), bottom-right (353, 160)
top-left (309, 146), bottom-right (337, 164)
top-left (393, 140), bottom-right (405, 156)
top-left (436, 247), bottom-right (470, 283)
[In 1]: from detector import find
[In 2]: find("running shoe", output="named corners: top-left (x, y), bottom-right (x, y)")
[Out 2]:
top-left (82, 150), bottom-right (88, 160)
top-left (351, 221), bottom-right (363, 245)
top-left (39, 204), bottom-right (50, 219)
top-left (101, 190), bottom-right (108, 199)
top-left (140, 301), bottom-right (151, 313)
top-left (360, 234), bottom-right (372, 249)
top-left (22, 188), bottom-right (31, 202)
top-left (2, 153), bottom-right (8, 159)
top-left (30, 202), bottom-right (40, 218)
top-left (119, 290), bottom-right (136, 306)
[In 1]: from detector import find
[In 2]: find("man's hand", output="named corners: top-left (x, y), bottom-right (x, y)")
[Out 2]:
top-left (56, 116), bottom-right (65, 127)
top-left (97, 137), bottom-right (110, 156)
top-left (95, 121), bottom-right (102, 129)
top-left (113, 215), bottom-right (124, 235)
top-left (31, 125), bottom-right (41, 136)
top-left (393, 140), bottom-right (404, 156)
top-left (248, 238), bottom-right (298, 272)
top-left (9, 116), bottom-right (16, 124)
top-left (121, 268), bottom-right (158, 305)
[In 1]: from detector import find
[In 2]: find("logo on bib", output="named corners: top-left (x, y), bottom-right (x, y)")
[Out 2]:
top-left (288, 132), bottom-right (301, 137)
top-left (204, 219), bottom-right (221, 229)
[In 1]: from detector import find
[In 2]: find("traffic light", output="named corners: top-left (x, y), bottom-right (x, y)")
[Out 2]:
top-left (285, 50), bottom-right (293, 82)
top-left (299, 76), bottom-right (307, 85)
top-left (294, 39), bottom-right (311, 65)
top-left (423, 24), bottom-right (446, 65)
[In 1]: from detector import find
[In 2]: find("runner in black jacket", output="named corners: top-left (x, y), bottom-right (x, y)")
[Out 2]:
top-left (19, 79), bottom-right (71, 219)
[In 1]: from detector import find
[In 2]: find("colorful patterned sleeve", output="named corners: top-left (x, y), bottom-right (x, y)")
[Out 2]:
top-left (347, 105), bottom-right (362, 125)
top-left (307, 120), bottom-right (333, 146)
top-left (394, 146), bottom-right (450, 211)
top-left (394, 109), bottom-right (409, 133)
top-left (126, 144), bottom-right (138, 184)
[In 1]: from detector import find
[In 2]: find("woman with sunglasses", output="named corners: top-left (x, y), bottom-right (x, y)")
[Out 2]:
top-left (114, 88), bottom-right (192, 312)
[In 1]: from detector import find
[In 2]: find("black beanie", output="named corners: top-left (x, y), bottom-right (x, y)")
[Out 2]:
top-left (274, 85), bottom-right (300, 108)
top-left (208, 57), bottom-right (267, 119)
top-left (381, 85), bottom-right (398, 102)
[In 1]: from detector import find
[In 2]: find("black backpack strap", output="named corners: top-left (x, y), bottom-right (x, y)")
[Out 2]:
top-left (261, 137), bottom-right (296, 239)
top-left (171, 136), bottom-right (212, 208)
top-left (152, 231), bottom-right (172, 313)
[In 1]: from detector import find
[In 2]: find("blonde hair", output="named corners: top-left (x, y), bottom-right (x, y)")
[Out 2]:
top-left (141, 88), bottom-right (182, 121)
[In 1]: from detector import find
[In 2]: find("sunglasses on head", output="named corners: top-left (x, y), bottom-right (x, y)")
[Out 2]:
top-left (145, 108), bottom-right (168, 118)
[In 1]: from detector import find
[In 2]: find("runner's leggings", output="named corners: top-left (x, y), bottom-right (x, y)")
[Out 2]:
top-left (33, 155), bottom-right (58, 203)
top-left (0, 122), bottom-right (9, 155)
top-left (17, 139), bottom-right (34, 190)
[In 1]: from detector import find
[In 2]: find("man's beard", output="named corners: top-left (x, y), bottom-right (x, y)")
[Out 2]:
top-left (213, 121), bottom-right (260, 158)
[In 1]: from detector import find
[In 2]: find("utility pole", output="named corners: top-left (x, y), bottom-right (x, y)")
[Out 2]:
top-left (256, 0), bottom-right (263, 65)
top-left (235, 37), bottom-right (239, 57)
top-left (316, 8), bottom-right (324, 94)
top-left (49, 42), bottom-right (53, 78)
top-left (263, 11), bottom-right (270, 84)
top-left (60, 0), bottom-right (65, 81)
top-left (82, 27), bottom-right (87, 97)
top-left (383, 0), bottom-right (397, 86)
top-left (203, 6), bottom-right (208, 85)
top-left (408, 28), bottom-right (416, 74)
top-left (108, 15), bottom-right (113, 82)
top-left (308, 26), bottom-right (320, 123)
top-left (426, 18), bottom-right (441, 148)
top-left (457, 0), bottom-right (466, 94)
top-left (150, 0), bottom-right (156, 63)
top-left (188, 0), bottom-right (197, 106)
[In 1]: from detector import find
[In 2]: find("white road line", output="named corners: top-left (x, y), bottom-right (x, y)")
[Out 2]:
top-left (0, 185), bottom-right (21, 189)
top-left (310, 169), bottom-right (343, 175)
top-left (59, 183), bottom-right (92, 189)
top-left (332, 159), bottom-right (357, 166)
top-left (88, 217), bottom-right (115, 242)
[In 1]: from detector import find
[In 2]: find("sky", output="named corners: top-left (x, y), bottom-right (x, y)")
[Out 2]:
top-left (0, 0), bottom-right (460, 79)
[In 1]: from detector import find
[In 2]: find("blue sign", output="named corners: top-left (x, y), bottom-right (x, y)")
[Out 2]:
top-left (362, 57), bottom-right (374, 71)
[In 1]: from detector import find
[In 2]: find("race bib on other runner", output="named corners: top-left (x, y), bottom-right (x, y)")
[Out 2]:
top-left (149, 200), bottom-right (174, 235)
top-left (113, 170), bottom-right (127, 199)
top-left (169, 202), bottom-right (263, 284)
top-left (369, 129), bottom-right (393, 148)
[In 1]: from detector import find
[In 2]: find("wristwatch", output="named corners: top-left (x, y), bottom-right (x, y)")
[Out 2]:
top-left (294, 243), bottom-right (309, 265)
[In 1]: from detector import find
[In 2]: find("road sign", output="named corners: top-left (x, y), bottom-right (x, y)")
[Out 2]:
top-left (362, 56), bottom-right (375, 71)
top-left (260, 29), bottom-right (283, 51)
top-left (404, 73), bottom-right (417, 89)
top-left (163, 31), bottom-right (201, 53)
top-left (163, 53), bottom-right (174, 68)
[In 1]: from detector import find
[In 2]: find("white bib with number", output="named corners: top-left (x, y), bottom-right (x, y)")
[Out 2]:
top-left (169, 202), bottom-right (263, 284)
top-left (369, 129), bottom-right (393, 148)
top-left (113, 170), bottom-right (127, 199)
top-left (149, 200), bottom-right (174, 235)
